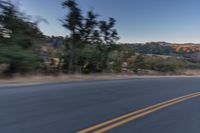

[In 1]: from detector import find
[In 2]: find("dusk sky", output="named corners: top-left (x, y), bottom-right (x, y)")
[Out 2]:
top-left (14, 0), bottom-right (200, 43)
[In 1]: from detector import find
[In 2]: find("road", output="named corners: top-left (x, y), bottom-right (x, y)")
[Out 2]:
top-left (0, 77), bottom-right (200, 133)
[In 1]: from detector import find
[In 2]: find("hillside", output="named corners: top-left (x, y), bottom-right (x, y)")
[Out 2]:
top-left (172, 43), bottom-right (200, 53)
top-left (123, 42), bottom-right (200, 60)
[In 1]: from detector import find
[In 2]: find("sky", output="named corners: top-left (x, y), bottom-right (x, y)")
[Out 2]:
top-left (12, 0), bottom-right (200, 43)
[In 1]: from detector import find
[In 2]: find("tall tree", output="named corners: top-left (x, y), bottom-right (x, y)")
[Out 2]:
top-left (62, 0), bottom-right (83, 73)
top-left (0, 1), bottom-right (43, 75)
top-left (0, 0), bottom-right (43, 47)
top-left (62, 0), bottom-right (120, 73)
top-left (81, 10), bottom-right (99, 43)
top-left (134, 54), bottom-right (146, 72)
top-left (99, 18), bottom-right (119, 44)
top-left (0, 0), bottom-right (12, 40)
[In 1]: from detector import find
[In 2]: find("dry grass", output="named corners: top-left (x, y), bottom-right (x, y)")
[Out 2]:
top-left (0, 74), bottom-right (144, 84)
top-left (0, 70), bottom-right (200, 85)
top-left (176, 69), bottom-right (200, 75)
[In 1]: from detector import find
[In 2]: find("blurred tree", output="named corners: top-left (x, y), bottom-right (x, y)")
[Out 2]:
top-left (0, 1), bottom-right (44, 75)
top-left (0, 46), bottom-right (40, 75)
top-left (62, 0), bottom-right (120, 73)
top-left (99, 18), bottom-right (119, 44)
top-left (79, 44), bottom-right (102, 73)
top-left (133, 54), bottom-right (146, 72)
top-left (107, 50), bottom-right (123, 72)
top-left (62, 0), bottom-right (83, 73)
top-left (80, 10), bottom-right (99, 43)
top-left (0, 0), bottom-right (43, 47)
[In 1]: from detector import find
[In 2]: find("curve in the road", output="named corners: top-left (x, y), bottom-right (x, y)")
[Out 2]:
top-left (78, 92), bottom-right (200, 133)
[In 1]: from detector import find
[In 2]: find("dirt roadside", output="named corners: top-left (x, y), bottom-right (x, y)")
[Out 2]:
top-left (0, 73), bottom-right (199, 85)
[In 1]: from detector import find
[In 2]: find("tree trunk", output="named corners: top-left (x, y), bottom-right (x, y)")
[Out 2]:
top-left (68, 41), bottom-right (75, 74)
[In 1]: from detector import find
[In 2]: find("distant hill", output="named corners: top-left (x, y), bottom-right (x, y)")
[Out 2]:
top-left (172, 43), bottom-right (200, 53)
top-left (122, 42), bottom-right (200, 61)
top-left (123, 42), bottom-right (175, 55)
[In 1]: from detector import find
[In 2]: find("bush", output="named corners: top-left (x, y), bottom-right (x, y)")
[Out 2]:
top-left (0, 46), bottom-right (41, 74)
top-left (78, 44), bottom-right (102, 73)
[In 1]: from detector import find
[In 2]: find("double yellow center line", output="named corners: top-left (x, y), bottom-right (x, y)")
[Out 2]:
top-left (78, 92), bottom-right (200, 133)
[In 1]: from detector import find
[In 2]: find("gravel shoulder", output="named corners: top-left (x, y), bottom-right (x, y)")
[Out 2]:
top-left (0, 74), bottom-right (199, 86)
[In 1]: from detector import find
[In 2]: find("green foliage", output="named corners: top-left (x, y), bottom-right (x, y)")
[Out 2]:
top-left (133, 54), bottom-right (146, 72)
top-left (123, 42), bottom-right (176, 55)
top-left (62, 0), bottom-right (120, 73)
top-left (147, 57), bottom-right (183, 72)
top-left (129, 55), bottom-right (185, 72)
top-left (76, 44), bottom-right (122, 73)
top-left (79, 44), bottom-right (102, 73)
top-left (0, 1), bottom-right (43, 75)
top-left (0, 46), bottom-right (40, 74)
top-left (107, 50), bottom-right (123, 72)
top-left (0, 1), bottom-right (43, 44)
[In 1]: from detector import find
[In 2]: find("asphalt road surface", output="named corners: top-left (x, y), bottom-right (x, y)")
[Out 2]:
top-left (1, 77), bottom-right (200, 133)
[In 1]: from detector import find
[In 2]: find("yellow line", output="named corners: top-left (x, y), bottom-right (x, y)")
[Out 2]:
top-left (93, 93), bottom-right (200, 133)
top-left (77, 92), bottom-right (200, 133)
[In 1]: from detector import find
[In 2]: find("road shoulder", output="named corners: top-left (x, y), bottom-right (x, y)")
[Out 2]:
top-left (0, 74), bottom-right (199, 87)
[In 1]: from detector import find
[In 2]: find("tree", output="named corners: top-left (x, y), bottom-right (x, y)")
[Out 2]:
top-left (0, 1), bottom-right (44, 75)
top-left (79, 44), bottom-right (102, 73)
top-left (0, 46), bottom-right (40, 75)
top-left (107, 50), bottom-right (123, 72)
top-left (80, 10), bottom-right (99, 43)
top-left (0, 0), bottom-right (12, 40)
top-left (133, 54), bottom-right (146, 72)
top-left (62, 0), bottom-right (120, 73)
top-left (99, 18), bottom-right (119, 44)
top-left (62, 0), bottom-right (83, 73)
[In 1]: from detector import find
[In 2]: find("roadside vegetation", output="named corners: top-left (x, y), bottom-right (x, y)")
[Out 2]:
top-left (1, 0), bottom-right (200, 78)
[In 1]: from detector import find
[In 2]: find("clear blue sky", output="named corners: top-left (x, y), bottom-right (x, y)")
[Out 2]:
top-left (15, 0), bottom-right (200, 43)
